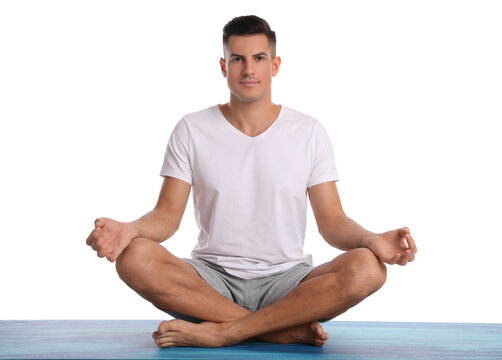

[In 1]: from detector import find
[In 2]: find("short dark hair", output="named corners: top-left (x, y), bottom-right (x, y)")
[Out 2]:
top-left (222, 15), bottom-right (277, 58)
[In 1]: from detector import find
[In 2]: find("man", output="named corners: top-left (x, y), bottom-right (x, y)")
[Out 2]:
top-left (86, 15), bottom-right (417, 348)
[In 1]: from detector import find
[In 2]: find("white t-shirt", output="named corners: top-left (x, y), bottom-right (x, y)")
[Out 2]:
top-left (160, 104), bottom-right (339, 279)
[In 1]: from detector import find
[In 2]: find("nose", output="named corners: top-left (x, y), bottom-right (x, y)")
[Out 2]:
top-left (242, 60), bottom-right (255, 77)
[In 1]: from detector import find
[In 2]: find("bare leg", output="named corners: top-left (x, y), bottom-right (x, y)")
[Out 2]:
top-left (115, 237), bottom-right (249, 322)
top-left (153, 248), bottom-right (387, 348)
top-left (115, 238), bottom-right (325, 345)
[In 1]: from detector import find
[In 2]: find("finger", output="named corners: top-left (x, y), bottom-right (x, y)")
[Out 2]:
top-left (97, 247), bottom-right (111, 259)
top-left (93, 233), bottom-right (106, 252)
top-left (403, 248), bottom-right (412, 262)
top-left (99, 244), bottom-right (111, 258)
top-left (86, 229), bottom-right (99, 246)
top-left (398, 226), bottom-right (411, 237)
top-left (86, 232), bottom-right (94, 246)
top-left (397, 258), bottom-right (409, 266)
top-left (86, 228), bottom-right (101, 246)
top-left (91, 241), bottom-right (99, 252)
top-left (405, 234), bottom-right (417, 254)
top-left (397, 249), bottom-right (411, 266)
top-left (386, 254), bottom-right (398, 265)
top-left (106, 252), bottom-right (116, 263)
top-left (409, 244), bottom-right (417, 262)
top-left (90, 229), bottom-right (102, 251)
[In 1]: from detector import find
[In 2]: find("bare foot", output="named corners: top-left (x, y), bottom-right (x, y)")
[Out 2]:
top-left (151, 319), bottom-right (236, 348)
top-left (152, 320), bottom-right (328, 348)
top-left (257, 321), bottom-right (329, 346)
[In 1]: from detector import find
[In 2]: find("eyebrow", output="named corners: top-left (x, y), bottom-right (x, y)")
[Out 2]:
top-left (230, 52), bottom-right (268, 58)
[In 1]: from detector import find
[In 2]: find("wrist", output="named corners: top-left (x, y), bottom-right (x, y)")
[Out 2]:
top-left (125, 220), bottom-right (142, 240)
top-left (361, 232), bottom-right (379, 249)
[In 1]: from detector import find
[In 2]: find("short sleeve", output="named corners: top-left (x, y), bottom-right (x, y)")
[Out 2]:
top-left (307, 121), bottom-right (340, 189)
top-left (159, 118), bottom-right (193, 185)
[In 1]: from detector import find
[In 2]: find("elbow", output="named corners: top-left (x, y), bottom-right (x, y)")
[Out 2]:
top-left (166, 223), bottom-right (180, 240)
top-left (318, 226), bottom-right (337, 248)
top-left (170, 219), bottom-right (182, 237)
top-left (318, 226), bottom-right (329, 242)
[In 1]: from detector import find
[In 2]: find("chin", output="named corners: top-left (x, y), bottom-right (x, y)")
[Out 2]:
top-left (239, 95), bottom-right (266, 103)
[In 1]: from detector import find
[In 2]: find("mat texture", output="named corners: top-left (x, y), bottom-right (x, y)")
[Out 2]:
top-left (1, 320), bottom-right (501, 359)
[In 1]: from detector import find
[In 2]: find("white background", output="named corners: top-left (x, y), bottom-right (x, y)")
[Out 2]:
top-left (1, 0), bottom-right (501, 323)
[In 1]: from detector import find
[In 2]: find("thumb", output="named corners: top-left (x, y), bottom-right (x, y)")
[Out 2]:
top-left (94, 217), bottom-right (107, 228)
top-left (398, 226), bottom-right (410, 236)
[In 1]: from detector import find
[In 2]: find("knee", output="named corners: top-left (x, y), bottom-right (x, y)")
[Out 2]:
top-left (345, 248), bottom-right (387, 297)
top-left (115, 238), bottom-right (156, 278)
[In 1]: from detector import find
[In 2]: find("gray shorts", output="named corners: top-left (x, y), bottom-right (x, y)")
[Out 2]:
top-left (164, 258), bottom-right (316, 323)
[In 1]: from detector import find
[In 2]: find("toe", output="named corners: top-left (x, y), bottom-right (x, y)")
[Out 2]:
top-left (157, 337), bottom-right (175, 348)
top-left (157, 320), bottom-right (170, 334)
top-left (315, 336), bottom-right (328, 346)
top-left (312, 322), bottom-right (324, 336)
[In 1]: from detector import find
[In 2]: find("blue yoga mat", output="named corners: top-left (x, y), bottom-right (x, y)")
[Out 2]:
top-left (1, 320), bottom-right (501, 359)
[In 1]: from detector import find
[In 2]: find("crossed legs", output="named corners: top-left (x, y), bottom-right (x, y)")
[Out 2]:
top-left (115, 238), bottom-right (386, 347)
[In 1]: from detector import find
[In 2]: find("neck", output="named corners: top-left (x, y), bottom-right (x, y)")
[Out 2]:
top-left (220, 93), bottom-right (280, 136)
top-left (228, 91), bottom-right (274, 117)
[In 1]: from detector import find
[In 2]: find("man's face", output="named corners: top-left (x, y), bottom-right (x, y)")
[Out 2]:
top-left (220, 34), bottom-right (281, 103)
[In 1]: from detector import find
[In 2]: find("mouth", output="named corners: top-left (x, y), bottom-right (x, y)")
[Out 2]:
top-left (240, 81), bottom-right (260, 87)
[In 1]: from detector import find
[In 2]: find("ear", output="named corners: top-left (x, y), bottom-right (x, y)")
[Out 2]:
top-left (220, 58), bottom-right (227, 77)
top-left (271, 56), bottom-right (281, 77)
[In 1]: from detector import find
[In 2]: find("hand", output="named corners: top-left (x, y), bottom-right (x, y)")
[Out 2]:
top-left (86, 217), bottom-right (137, 262)
top-left (365, 226), bottom-right (417, 266)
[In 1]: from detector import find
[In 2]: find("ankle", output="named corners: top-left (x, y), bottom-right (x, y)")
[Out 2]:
top-left (217, 320), bottom-right (243, 346)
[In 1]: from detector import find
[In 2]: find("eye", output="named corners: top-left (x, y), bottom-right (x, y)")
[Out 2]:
top-left (231, 57), bottom-right (241, 62)
top-left (256, 56), bottom-right (265, 61)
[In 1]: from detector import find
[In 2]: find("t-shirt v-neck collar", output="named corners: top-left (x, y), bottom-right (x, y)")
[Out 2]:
top-left (214, 104), bottom-right (285, 141)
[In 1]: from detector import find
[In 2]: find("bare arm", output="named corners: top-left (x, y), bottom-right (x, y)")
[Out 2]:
top-left (308, 181), bottom-right (417, 265)
top-left (308, 181), bottom-right (376, 250)
top-left (128, 176), bottom-right (192, 243)
top-left (86, 176), bottom-right (191, 262)
top-left (319, 215), bottom-right (378, 251)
